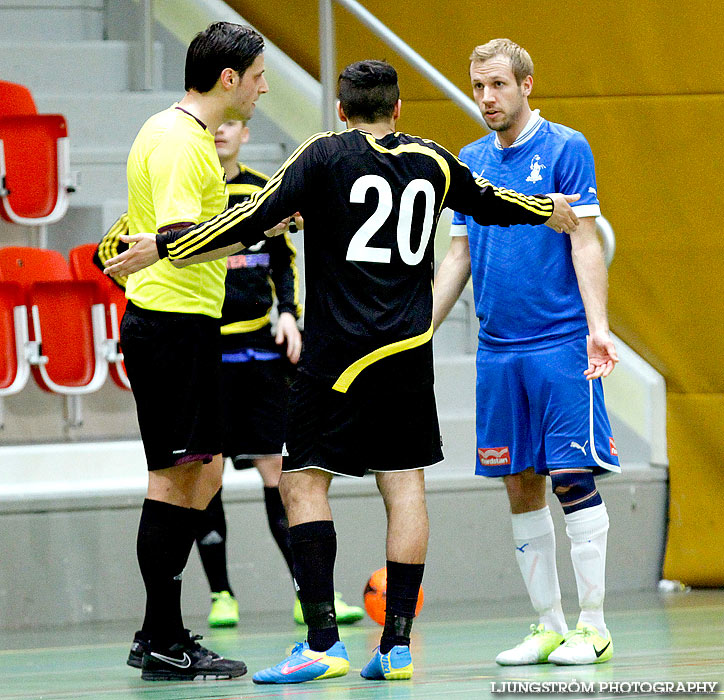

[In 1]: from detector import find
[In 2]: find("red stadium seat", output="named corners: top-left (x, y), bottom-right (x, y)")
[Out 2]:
top-left (0, 81), bottom-right (37, 116)
top-left (69, 243), bottom-right (131, 390)
top-left (0, 280), bottom-right (31, 428)
top-left (0, 247), bottom-right (108, 395)
top-left (0, 81), bottom-right (73, 225)
top-left (0, 281), bottom-right (31, 396)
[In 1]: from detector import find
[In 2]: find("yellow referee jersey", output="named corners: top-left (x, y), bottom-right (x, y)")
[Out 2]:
top-left (125, 105), bottom-right (228, 317)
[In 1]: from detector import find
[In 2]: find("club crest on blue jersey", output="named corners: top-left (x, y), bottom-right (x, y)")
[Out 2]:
top-left (525, 155), bottom-right (546, 183)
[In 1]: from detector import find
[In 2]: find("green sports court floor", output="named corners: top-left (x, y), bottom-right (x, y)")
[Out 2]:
top-left (1, 590), bottom-right (722, 700)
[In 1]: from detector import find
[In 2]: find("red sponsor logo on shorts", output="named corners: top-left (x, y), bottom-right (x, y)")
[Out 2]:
top-left (478, 446), bottom-right (511, 466)
top-left (609, 437), bottom-right (618, 456)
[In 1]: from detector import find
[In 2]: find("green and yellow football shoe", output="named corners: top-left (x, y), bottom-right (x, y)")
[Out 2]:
top-left (293, 592), bottom-right (365, 625)
top-left (547, 622), bottom-right (613, 665)
top-left (208, 591), bottom-right (239, 628)
top-left (495, 623), bottom-right (565, 665)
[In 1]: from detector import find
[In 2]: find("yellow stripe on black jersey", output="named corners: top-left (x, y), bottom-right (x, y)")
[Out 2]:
top-left (220, 312), bottom-right (271, 335)
top-left (158, 128), bottom-right (555, 391)
top-left (167, 132), bottom-right (334, 260)
top-left (362, 134), bottom-right (452, 208)
top-left (332, 320), bottom-right (434, 393)
top-left (417, 135), bottom-right (553, 217)
top-left (227, 183), bottom-right (264, 198)
top-left (220, 163), bottom-right (301, 342)
top-left (94, 213), bottom-right (130, 289)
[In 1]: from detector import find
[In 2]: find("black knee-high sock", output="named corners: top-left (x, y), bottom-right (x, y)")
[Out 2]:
top-left (137, 499), bottom-right (195, 650)
top-left (263, 486), bottom-right (295, 582)
top-left (380, 561), bottom-right (425, 654)
top-left (289, 520), bottom-right (338, 652)
top-left (194, 488), bottom-right (233, 595)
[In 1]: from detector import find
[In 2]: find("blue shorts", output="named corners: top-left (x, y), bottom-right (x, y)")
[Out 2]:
top-left (475, 337), bottom-right (620, 477)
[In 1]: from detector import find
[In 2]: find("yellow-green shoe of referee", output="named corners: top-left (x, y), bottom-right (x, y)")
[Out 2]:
top-left (293, 592), bottom-right (365, 625)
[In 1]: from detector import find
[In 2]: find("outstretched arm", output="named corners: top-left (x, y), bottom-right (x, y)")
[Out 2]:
top-left (438, 144), bottom-right (580, 233)
top-left (570, 217), bottom-right (618, 379)
top-left (103, 233), bottom-right (245, 276)
top-left (433, 235), bottom-right (471, 330)
top-left (105, 135), bottom-right (323, 276)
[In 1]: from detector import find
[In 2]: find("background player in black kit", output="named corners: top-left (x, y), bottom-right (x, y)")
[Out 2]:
top-left (105, 59), bottom-right (580, 684)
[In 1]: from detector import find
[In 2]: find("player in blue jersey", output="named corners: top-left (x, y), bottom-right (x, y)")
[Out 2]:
top-left (433, 38), bottom-right (619, 666)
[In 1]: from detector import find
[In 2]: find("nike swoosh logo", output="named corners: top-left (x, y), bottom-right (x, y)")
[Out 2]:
top-left (281, 657), bottom-right (319, 675)
top-left (594, 641), bottom-right (611, 658)
top-left (150, 651), bottom-right (192, 668)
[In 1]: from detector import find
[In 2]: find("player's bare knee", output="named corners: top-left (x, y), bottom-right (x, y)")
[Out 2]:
top-left (505, 470), bottom-right (546, 512)
top-left (376, 470), bottom-right (425, 506)
top-left (254, 455), bottom-right (282, 487)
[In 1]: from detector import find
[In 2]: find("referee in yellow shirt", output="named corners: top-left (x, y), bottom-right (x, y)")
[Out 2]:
top-left (121, 22), bottom-right (268, 682)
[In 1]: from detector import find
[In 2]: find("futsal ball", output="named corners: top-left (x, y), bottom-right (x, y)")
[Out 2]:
top-left (363, 566), bottom-right (424, 626)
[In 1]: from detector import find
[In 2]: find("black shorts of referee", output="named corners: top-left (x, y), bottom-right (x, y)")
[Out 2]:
top-left (120, 301), bottom-right (223, 470)
top-left (283, 370), bottom-right (443, 478)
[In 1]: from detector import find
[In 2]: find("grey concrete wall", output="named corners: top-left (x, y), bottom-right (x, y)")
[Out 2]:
top-left (0, 464), bottom-right (667, 630)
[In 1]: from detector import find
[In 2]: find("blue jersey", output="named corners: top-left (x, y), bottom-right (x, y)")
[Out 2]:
top-left (452, 111), bottom-right (601, 350)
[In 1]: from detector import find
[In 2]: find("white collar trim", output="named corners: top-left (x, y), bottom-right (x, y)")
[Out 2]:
top-left (494, 109), bottom-right (544, 150)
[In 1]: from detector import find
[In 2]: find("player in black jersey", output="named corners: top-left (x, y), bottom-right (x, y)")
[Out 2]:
top-left (200, 120), bottom-right (303, 629)
top-left (204, 120), bottom-right (364, 628)
top-left (96, 122), bottom-right (363, 631)
top-left (106, 59), bottom-right (580, 684)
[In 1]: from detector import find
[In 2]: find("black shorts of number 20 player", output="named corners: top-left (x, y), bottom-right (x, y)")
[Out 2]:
top-left (156, 129), bottom-right (555, 478)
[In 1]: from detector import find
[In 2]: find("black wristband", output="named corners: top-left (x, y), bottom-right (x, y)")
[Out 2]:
top-left (277, 303), bottom-right (298, 318)
top-left (155, 236), bottom-right (169, 259)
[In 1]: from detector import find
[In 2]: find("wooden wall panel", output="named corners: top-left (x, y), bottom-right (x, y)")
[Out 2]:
top-left (227, 0), bottom-right (724, 584)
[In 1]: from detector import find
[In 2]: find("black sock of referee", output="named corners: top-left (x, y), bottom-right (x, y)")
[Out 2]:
top-left (263, 486), bottom-right (295, 582)
top-left (289, 520), bottom-right (339, 652)
top-left (137, 499), bottom-right (195, 650)
top-left (380, 560), bottom-right (425, 654)
top-left (194, 488), bottom-right (233, 595)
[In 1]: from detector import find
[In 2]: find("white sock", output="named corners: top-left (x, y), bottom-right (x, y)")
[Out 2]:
top-left (564, 502), bottom-right (609, 636)
top-left (511, 506), bottom-right (567, 635)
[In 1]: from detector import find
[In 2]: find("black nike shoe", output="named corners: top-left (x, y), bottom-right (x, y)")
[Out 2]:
top-left (141, 630), bottom-right (247, 681)
top-left (127, 630), bottom-right (150, 669)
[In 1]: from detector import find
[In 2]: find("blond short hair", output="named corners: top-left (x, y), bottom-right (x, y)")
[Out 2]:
top-left (469, 38), bottom-right (534, 85)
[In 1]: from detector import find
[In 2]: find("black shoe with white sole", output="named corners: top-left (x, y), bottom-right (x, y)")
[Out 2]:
top-left (141, 630), bottom-right (247, 681)
top-left (127, 630), bottom-right (150, 669)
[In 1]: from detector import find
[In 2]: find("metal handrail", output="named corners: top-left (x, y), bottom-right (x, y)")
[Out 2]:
top-left (319, 0), bottom-right (483, 131)
top-left (319, 0), bottom-right (615, 266)
top-left (141, 0), bottom-right (154, 91)
top-left (596, 216), bottom-right (616, 268)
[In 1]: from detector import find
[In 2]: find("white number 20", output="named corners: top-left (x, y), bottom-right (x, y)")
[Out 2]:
top-left (346, 175), bottom-right (435, 265)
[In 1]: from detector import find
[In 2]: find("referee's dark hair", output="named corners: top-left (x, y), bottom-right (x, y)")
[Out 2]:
top-left (185, 22), bottom-right (264, 93)
top-left (337, 60), bottom-right (400, 123)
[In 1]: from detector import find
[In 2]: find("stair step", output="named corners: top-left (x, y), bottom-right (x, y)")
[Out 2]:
top-left (0, 41), bottom-right (136, 93)
top-left (34, 92), bottom-right (186, 149)
top-left (34, 93), bottom-right (294, 153)
top-left (438, 414), bottom-right (476, 470)
top-left (63, 144), bottom-right (288, 207)
top-left (0, 0), bottom-right (104, 41)
top-left (434, 354), bottom-right (476, 415)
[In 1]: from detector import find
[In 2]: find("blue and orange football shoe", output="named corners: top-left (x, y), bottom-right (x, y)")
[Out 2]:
top-left (252, 640), bottom-right (349, 684)
top-left (360, 645), bottom-right (414, 680)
